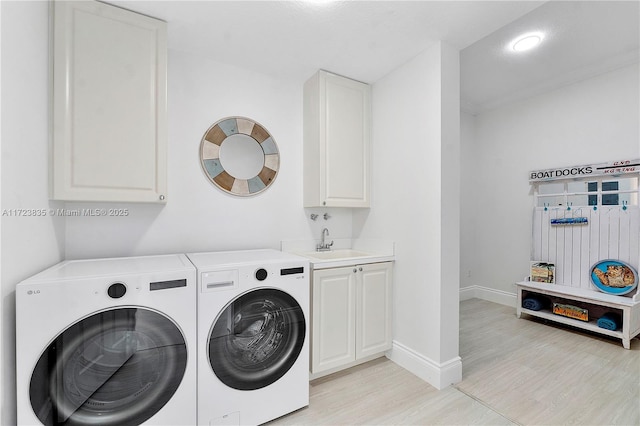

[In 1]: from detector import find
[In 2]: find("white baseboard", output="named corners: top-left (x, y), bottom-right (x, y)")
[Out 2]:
top-left (459, 286), bottom-right (476, 301)
top-left (386, 286), bottom-right (514, 390)
top-left (387, 341), bottom-right (462, 390)
top-left (459, 285), bottom-right (516, 307)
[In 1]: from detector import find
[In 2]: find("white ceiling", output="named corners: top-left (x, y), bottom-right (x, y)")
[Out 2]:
top-left (461, 1), bottom-right (640, 113)
top-left (110, 1), bottom-right (639, 114)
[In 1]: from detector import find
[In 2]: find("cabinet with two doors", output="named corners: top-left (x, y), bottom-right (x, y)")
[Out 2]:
top-left (311, 261), bottom-right (393, 378)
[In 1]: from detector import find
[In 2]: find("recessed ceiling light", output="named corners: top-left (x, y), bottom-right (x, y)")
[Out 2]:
top-left (511, 33), bottom-right (544, 52)
top-left (304, 0), bottom-right (336, 4)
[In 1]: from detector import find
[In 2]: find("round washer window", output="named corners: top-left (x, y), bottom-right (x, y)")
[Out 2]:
top-left (29, 308), bottom-right (188, 425)
top-left (208, 288), bottom-right (305, 390)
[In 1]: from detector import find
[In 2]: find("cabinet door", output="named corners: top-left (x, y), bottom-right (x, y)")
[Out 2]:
top-left (303, 70), bottom-right (370, 208)
top-left (52, 1), bottom-right (167, 203)
top-left (322, 72), bottom-right (370, 207)
top-left (311, 266), bottom-right (356, 374)
top-left (356, 262), bottom-right (393, 359)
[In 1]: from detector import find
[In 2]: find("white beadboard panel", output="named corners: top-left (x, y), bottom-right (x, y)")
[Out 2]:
top-left (630, 217), bottom-right (640, 270)
top-left (532, 206), bottom-right (640, 289)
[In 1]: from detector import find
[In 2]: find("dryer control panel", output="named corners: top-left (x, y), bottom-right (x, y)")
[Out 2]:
top-left (200, 263), bottom-right (308, 293)
top-left (280, 266), bottom-right (305, 276)
top-left (247, 264), bottom-right (307, 284)
top-left (255, 266), bottom-right (305, 281)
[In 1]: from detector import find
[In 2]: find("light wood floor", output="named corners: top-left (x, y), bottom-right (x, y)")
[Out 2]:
top-left (270, 298), bottom-right (640, 425)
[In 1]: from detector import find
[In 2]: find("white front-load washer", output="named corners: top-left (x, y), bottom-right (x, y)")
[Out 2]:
top-left (16, 254), bottom-right (197, 426)
top-left (186, 249), bottom-right (310, 426)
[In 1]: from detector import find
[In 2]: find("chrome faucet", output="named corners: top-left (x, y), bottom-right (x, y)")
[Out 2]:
top-left (316, 228), bottom-right (334, 252)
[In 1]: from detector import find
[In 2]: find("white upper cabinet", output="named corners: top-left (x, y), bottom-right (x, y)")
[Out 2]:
top-left (303, 70), bottom-right (371, 208)
top-left (51, 1), bottom-right (168, 203)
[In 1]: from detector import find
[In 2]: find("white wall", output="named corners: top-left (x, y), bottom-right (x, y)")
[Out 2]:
top-left (63, 49), bottom-right (353, 259)
top-left (354, 42), bottom-right (461, 388)
top-left (0, 2), bottom-right (3, 419)
top-left (439, 44), bottom-right (461, 365)
top-left (460, 111), bottom-right (477, 289)
top-left (461, 63), bottom-right (640, 300)
top-left (1, 1), bottom-right (65, 424)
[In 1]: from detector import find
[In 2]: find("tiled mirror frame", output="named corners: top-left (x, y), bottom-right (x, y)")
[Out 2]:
top-left (200, 117), bottom-right (280, 196)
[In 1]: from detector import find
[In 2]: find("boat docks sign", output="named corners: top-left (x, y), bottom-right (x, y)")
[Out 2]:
top-left (529, 159), bottom-right (640, 182)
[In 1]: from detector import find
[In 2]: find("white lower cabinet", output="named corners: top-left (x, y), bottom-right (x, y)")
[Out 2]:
top-left (311, 262), bottom-right (393, 378)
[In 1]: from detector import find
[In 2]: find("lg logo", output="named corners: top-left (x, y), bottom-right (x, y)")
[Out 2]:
top-left (27, 290), bottom-right (41, 295)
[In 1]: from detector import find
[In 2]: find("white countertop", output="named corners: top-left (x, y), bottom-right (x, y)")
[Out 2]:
top-left (281, 239), bottom-right (395, 269)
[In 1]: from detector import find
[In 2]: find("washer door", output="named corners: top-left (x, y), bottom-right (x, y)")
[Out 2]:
top-left (29, 307), bottom-right (187, 425)
top-left (209, 288), bottom-right (306, 390)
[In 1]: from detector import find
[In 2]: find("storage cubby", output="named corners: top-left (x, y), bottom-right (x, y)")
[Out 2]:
top-left (516, 281), bottom-right (640, 349)
top-left (521, 289), bottom-right (624, 321)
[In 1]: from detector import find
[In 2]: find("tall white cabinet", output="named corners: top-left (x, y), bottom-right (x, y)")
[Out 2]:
top-left (51, 1), bottom-right (168, 203)
top-left (311, 262), bottom-right (393, 378)
top-left (303, 70), bottom-right (371, 208)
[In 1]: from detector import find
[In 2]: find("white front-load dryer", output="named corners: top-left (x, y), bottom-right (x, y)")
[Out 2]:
top-left (186, 249), bottom-right (310, 426)
top-left (16, 254), bottom-right (197, 426)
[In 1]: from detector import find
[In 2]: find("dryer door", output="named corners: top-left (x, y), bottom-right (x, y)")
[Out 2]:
top-left (208, 288), bottom-right (306, 390)
top-left (29, 307), bottom-right (188, 426)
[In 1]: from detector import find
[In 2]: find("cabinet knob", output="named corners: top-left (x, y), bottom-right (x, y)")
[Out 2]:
top-left (359, 267), bottom-right (363, 271)
top-left (159, 194), bottom-right (165, 201)
top-left (353, 269), bottom-right (357, 273)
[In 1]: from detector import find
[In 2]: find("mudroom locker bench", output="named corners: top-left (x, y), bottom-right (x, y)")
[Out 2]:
top-left (518, 160), bottom-right (640, 349)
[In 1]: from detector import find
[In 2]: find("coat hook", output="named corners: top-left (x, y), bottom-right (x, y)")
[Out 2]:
top-left (310, 214), bottom-right (318, 221)
top-left (323, 212), bottom-right (331, 220)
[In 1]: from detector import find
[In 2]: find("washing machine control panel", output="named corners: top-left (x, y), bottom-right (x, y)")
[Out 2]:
top-left (201, 262), bottom-right (308, 293)
top-left (107, 282), bottom-right (127, 298)
top-left (254, 266), bottom-right (305, 281)
top-left (266, 265), bottom-right (308, 282)
top-left (255, 268), bottom-right (268, 281)
top-left (280, 266), bottom-right (305, 276)
top-left (249, 264), bottom-right (307, 284)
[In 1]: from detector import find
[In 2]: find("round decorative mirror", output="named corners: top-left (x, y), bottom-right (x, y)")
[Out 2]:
top-left (200, 117), bottom-right (280, 196)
